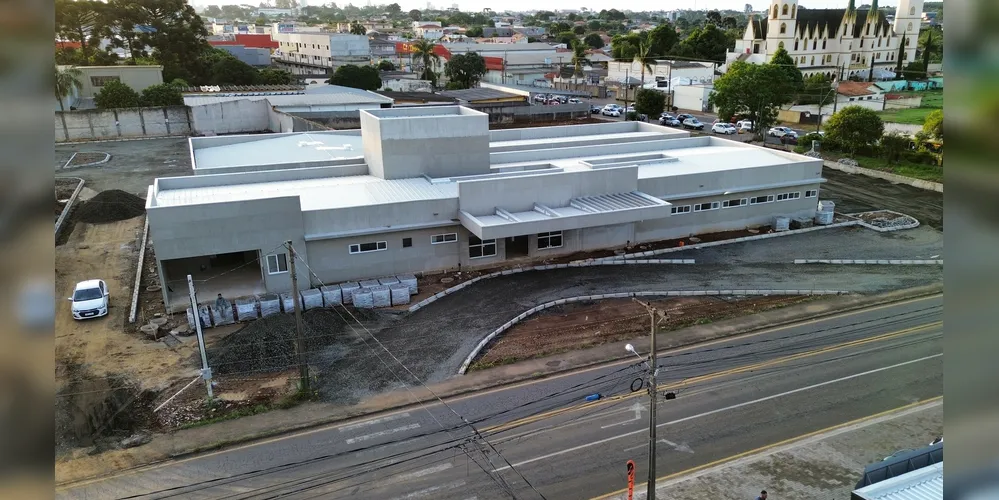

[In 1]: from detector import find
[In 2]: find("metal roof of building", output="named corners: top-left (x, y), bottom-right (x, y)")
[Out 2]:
top-left (853, 462), bottom-right (942, 500)
top-left (184, 85), bottom-right (393, 107)
top-left (439, 88), bottom-right (525, 102)
top-left (192, 132), bottom-right (365, 171)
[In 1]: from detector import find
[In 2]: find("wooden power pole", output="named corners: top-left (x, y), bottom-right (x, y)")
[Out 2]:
top-left (285, 240), bottom-right (310, 393)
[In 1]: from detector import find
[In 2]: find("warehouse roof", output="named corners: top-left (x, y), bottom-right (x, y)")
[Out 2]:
top-left (439, 87), bottom-right (525, 102)
top-left (852, 462), bottom-right (942, 500)
top-left (183, 85), bottom-right (393, 107)
top-left (192, 132), bottom-right (365, 171)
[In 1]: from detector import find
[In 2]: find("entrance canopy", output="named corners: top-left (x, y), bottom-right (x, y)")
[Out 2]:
top-left (459, 191), bottom-right (671, 240)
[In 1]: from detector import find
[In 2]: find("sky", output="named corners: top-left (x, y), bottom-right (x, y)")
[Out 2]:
top-left (192, 0), bottom-right (906, 13)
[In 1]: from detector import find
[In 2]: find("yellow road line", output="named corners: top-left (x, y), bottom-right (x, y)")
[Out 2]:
top-left (57, 294), bottom-right (940, 490)
top-left (481, 321), bottom-right (940, 435)
top-left (590, 396), bottom-right (944, 500)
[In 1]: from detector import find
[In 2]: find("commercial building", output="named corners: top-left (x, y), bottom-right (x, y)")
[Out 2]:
top-left (146, 106), bottom-right (824, 308)
top-left (272, 32), bottom-right (369, 74)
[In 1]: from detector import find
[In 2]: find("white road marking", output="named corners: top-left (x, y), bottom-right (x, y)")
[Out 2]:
top-left (601, 401), bottom-right (647, 429)
top-left (396, 463), bottom-right (453, 481)
top-left (389, 480), bottom-right (466, 499)
top-left (346, 423), bottom-right (421, 444)
top-left (624, 438), bottom-right (694, 454)
top-left (492, 353), bottom-right (941, 472)
top-left (338, 412), bottom-right (412, 432)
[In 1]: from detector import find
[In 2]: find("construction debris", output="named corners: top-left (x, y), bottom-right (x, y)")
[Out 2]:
top-left (74, 189), bottom-right (145, 223)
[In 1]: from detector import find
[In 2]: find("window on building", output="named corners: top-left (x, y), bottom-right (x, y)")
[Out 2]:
top-left (469, 236), bottom-right (496, 259)
top-left (772, 5), bottom-right (778, 18)
top-left (671, 205), bottom-right (691, 215)
top-left (778, 41), bottom-right (784, 49)
top-left (849, 97), bottom-right (856, 101)
top-left (90, 75), bottom-right (121, 87)
top-left (907, 22), bottom-right (913, 31)
top-left (349, 241), bottom-right (387, 254)
top-left (860, 38), bottom-right (864, 47)
top-left (693, 201), bottom-right (720, 212)
top-left (754, 43), bottom-right (761, 54)
top-left (402, 237), bottom-right (413, 248)
top-left (782, 4), bottom-right (789, 15)
top-left (723, 198), bottom-right (748, 208)
top-left (266, 253), bottom-right (288, 274)
top-left (903, 51), bottom-right (909, 60)
top-left (750, 195), bottom-right (774, 204)
top-left (805, 189), bottom-right (818, 198)
top-left (792, 5), bottom-right (797, 17)
top-left (812, 39), bottom-right (817, 50)
top-left (794, 39), bottom-right (799, 50)
top-left (866, 24), bottom-right (870, 36)
top-left (822, 39), bottom-right (827, 49)
top-left (430, 233), bottom-right (458, 244)
top-left (909, 6), bottom-right (915, 15)
top-left (780, 22), bottom-right (786, 34)
top-left (776, 192), bottom-right (801, 201)
top-left (878, 38), bottom-right (882, 47)
top-left (537, 231), bottom-right (563, 249)
top-left (811, 55), bottom-right (815, 65)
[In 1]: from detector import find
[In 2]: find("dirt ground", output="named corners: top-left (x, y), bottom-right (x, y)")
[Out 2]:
top-left (470, 295), bottom-right (817, 370)
top-left (819, 167), bottom-right (943, 230)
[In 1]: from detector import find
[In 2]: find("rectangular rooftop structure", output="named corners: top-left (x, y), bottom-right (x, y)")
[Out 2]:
top-left (145, 107), bottom-right (825, 305)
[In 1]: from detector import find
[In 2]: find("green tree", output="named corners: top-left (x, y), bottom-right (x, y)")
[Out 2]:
top-left (94, 80), bottom-right (141, 108)
top-left (879, 131), bottom-right (909, 165)
top-left (770, 45), bottom-right (803, 94)
top-left (377, 60), bottom-right (396, 71)
top-left (556, 31), bottom-right (577, 46)
top-left (570, 40), bottom-right (590, 81)
top-left (55, 0), bottom-right (104, 61)
top-left (386, 3), bottom-right (401, 16)
top-left (587, 19), bottom-right (602, 31)
top-left (634, 41), bottom-right (653, 86)
top-left (722, 16), bottom-right (738, 29)
top-left (106, 0), bottom-right (149, 64)
top-left (328, 64), bottom-right (382, 90)
top-left (54, 66), bottom-right (84, 112)
top-left (258, 68), bottom-right (294, 84)
top-left (670, 24), bottom-right (734, 62)
top-left (923, 109), bottom-right (943, 139)
top-left (798, 73), bottom-right (832, 105)
top-left (411, 38), bottom-right (441, 85)
top-left (465, 25), bottom-right (483, 37)
top-left (824, 106), bottom-right (885, 156)
top-left (634, 88), bottom-right (666, 117)
top-left (708, 61), bottom-right (795, 137)
top-left (706, 10), bottom-right (722, 25)
top-left (408, 9), bottom-right (421, 21)
top-left (444, 52), bottom-right (487, 89)
top-left (573, 25), bottom-right (585, 35)
top-left (349, 20), bottom-right (366, 35)
top-left (611, 32), bottom-right (643, 60)
top-left (894, 34), bottom-right (907, 76)
top-left (139, 82), bottom-right (183, 106)
top-left (919, 27), bottom-right (941, 74)
top-left (583, 32), bottom-right (604, 49)
top-left (210, 57), bottom-right (260, 85)
top-left (647, 22), bottom-right (679, 56)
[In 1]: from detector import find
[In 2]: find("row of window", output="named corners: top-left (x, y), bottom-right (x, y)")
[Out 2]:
top-left (670, 190), bottom-right (816, 216)
top-left (343, 231), bottom-right (565, 260)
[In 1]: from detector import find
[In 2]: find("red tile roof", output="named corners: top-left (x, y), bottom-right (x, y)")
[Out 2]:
top-left (836, 81), bottom-right (877, 97)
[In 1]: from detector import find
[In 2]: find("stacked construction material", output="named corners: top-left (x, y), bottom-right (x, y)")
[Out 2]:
top-left (378, 276), bottom-right (400, 287)
top-left (397, 274), bottom-right (418, 295)
top-left (320, 284), bottom-right (342, 306)
top-left (339, 282), bottom-right (360, 304)
top-left (390, 283), bottom-right (411, 306)
top-left (301, 288), bottom-right (323, 310)
top-left (210, 298), bottom-right (235, 326)
top-left (815, 200), bottom-right (835, 225)
top-left (790, 216), bottom-right (813, 230)
top-left (359, 279), bottom-right (380, 288)
top-left (235, 296), bottom-right (259, 321)
top-left (370, 285), bottom-right (391, 308)
top-left (774, 216), bottom-right (790, 232)
top-left (352, 288), bottom-right (374, 308)
top-left (259, 293), bottom-right (281, 317)
top-left (279, 292), bottom-right (297, 313)
top-left (187, 304), bottom-right (211, 330)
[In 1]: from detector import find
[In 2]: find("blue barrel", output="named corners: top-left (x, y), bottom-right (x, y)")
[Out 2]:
top-left (585, 393), bottom-right (602, 402)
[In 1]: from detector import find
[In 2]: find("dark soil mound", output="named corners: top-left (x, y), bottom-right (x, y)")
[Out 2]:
top-left (75, 189), bottom-right (145, 223)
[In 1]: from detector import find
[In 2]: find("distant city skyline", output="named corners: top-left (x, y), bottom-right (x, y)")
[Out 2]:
top-left (193, 0), bottom-right (906, 14)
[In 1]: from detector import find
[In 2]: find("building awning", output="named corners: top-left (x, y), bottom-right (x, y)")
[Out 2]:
top-left (459, 191), bottom-right (671, 240)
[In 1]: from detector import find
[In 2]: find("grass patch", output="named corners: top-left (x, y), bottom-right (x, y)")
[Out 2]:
top-left (878, 89), bottom-right (943, 125)
top-left (844, 154), bottom-right (943, 183)
top-left (178, 386), bottom-right (314, 430)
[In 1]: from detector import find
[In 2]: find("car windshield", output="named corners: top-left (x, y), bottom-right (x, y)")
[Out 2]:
top-left (73, 287), bottom-right (103, 301)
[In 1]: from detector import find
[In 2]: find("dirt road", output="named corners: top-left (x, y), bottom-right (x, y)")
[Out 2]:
top-left (821, 167), bottom-right (943, 230)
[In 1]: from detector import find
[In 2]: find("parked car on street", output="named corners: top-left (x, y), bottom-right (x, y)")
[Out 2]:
top-left (660, 116), bottom-right (681, 126)
top-left (590, 105), bottom-right (602, 114)
top-left (676, 113), bottom-right (694, 123)
top-left (602, 107), bottom-right (621, 117)
top-left (68, 279), bottom-right (109, 320)
top-left (682, 118), bottom-right (705, 130)
top-left (568, 98), bottom-right (582, 104)
top-left (767, 126), bottom-right (797, 138)
top-left (736, 120), bottom-right (754, 133)
top-left (712, 122), bottom-right (737, 134)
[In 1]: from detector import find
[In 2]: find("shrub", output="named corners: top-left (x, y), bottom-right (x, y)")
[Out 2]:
top-left (902, 149), bottom-right (939, 165)
top-left (140, 83), bottom-right (184, 107)
top-left (94, 80), bottom-right (141, 109)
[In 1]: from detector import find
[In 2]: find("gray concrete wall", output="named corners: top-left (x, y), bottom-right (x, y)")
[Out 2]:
top-left (190, 100), bottom-right (271, 135)
top-left (458, 166), bottom-right (639, 215)
top-left (472, 103), bottom-right (590, 124)
top-left (637, 160), bottom-right (824, 200)
top-left (361, 107), bottom-right (492, 180)
top-left (147, 196), bottom-right (307, 293)
top-left (56, 106), bottom-right (192, 142)
top-left (301, 198), bottom-right (459, 237)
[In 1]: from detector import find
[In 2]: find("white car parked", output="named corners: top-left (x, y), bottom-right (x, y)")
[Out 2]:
top-left (768, 126), bottom-right (797, 138)
top-left (69, 279), bottom-right (109, 320)
top-left (736, 120), bottom-right (754, 132)
top-left (712, 122), bottom-right (737, 134)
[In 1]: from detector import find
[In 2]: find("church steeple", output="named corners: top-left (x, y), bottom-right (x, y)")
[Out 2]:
top-left (871, 0), bottom-right (879, 11)
top-left (847, 0), bottom-right (856, 12)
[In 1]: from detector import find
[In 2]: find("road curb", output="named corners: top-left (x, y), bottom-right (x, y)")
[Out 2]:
top-left (55, 284), bottom-right (942, 487)
top-left (55, 177), bottom-right (84, 238)
top-left (823, 160), bottom-right (943, 193)
top-left (794, 259), bottom-right (943, 265)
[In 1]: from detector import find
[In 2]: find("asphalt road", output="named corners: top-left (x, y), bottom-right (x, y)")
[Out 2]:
top-left (59, 295), bottom-right (942, 500)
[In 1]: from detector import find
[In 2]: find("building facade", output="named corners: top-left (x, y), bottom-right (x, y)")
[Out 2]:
top-left (146, 107), bottom-right (824, 308)
top-left (272, 32), bottom-right (370, 75)
top-left (56, 65), bottom-right (164, 110)
top-left (727, 0), bottom-right (924, 79)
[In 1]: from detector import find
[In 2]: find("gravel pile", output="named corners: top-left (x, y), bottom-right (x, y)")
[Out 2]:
top-left (75, 189), bottom-right (145, 223)
top-left (856, 210), bottom-right (919, 229)
top-left (206, 307), bottom-right (379, 377)
top-left (837, 158), bottom-right (860, 167)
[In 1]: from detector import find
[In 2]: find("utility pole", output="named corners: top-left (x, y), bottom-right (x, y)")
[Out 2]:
top-left (187, 274), bottom-right (213, 400)
top-left (624, 67), bottom-right (630, 121)
top-left (285, 240), bottom-right (310, 393)
top-left (628, 299), bottom-right (673, 500)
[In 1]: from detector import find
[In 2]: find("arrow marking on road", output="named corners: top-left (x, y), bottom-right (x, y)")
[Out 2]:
top-left (624, 439), bottom-right (694, 454)
top-left (346, 423), bottom-right (421, 444)
top-left (601, 401), bottom-right (646, 429)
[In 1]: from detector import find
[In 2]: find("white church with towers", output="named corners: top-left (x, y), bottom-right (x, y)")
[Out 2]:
top-left (725, 0), bottom-right (924, 80)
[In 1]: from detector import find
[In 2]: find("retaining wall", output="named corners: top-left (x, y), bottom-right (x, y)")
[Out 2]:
top-left (56, 106), bottom-right (192, 142)
top-left (823, 161), bottom-right (942, 193)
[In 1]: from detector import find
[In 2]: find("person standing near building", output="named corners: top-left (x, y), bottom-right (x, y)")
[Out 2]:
top-left (756, 490), bottom-right (768, 500)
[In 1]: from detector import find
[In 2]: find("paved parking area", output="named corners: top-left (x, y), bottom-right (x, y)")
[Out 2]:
top-left (55, 137), bottom-right (191, 196)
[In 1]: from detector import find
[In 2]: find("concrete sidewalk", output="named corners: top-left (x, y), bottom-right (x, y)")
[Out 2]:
top-left (603, 399), bottom-right (943, 500)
